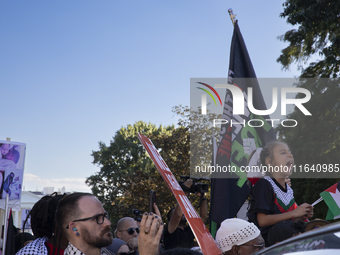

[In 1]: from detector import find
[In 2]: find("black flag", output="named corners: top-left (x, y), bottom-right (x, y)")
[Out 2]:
top-left (210, 21), bottom-right (276, 237)
top-left (4, 209), bottom-right (15, 255)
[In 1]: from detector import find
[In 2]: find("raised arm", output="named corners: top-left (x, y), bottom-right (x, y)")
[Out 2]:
top-left (168, 179), bottom-right (193, 234)
top-left (138, 212), bottom-right (163, 255)
top-left (198, 193), bottom-right (207, 224)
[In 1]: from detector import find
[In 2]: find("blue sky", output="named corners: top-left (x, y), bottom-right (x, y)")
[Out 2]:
top-left (0, 0), bottom-right (301, 192)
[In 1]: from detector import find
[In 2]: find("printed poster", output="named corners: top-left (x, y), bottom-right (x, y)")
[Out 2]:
top-left (0, 141), bottom-right (26, 210)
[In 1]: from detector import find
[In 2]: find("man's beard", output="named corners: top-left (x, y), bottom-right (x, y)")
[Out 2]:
top-left (80, 226), bottom-right (113, 248)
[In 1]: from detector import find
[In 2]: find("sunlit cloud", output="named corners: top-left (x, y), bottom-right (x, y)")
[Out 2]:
top-left (23, 173), bottom-right (91, 193)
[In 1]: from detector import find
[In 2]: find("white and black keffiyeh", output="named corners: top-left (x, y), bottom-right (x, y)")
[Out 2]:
top-left (64, 242), bottom-right (114, 255)
top-left (264, 176), bottom-right (295, 208)
top-left (16, 237), bottom-right (48, 255)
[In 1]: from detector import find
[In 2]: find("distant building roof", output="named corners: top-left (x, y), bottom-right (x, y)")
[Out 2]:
top-left (29, 191), bottom-right (43, 196)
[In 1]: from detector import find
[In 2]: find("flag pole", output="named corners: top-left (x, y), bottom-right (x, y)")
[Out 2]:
top-left (2, 194), bottom-right (9, 254)
top-left (312, 197), bottom-right (323, 207)
top-left (228, 8), bottom-right (237, 26)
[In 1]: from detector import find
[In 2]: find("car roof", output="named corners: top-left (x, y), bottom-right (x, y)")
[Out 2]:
top-left (254, 221), bottom-right (340, 255)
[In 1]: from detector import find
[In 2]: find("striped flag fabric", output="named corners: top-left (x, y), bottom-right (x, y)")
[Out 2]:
top-left (320, 181), bottom-right (340, 220)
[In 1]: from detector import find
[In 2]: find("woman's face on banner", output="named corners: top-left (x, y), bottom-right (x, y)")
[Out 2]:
top-left (1, 144), bottom-right (9, 156)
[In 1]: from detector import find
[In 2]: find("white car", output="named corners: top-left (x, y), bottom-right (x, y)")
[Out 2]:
top-left (253, 221), bottom-right (340, 255)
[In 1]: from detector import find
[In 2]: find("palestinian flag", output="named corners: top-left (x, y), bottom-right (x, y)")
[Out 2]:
top-left (320, 182), bottom-right (340, 220)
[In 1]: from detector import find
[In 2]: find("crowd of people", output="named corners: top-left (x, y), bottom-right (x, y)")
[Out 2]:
top-left (7, 141), bottom-right (325, 255)
top-left (11, 190), bottom-right (267, 255)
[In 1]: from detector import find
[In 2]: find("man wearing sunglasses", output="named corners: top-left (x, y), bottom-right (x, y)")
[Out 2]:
top-left (215, 218), bottom-right (265, 255)
top-left (116, 217), bottom-right (139, 252)
top-left (56, 192), bottom-right (114, 255)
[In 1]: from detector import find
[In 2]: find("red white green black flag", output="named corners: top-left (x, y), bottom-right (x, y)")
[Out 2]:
top-left (320, 182), bottom-right (340, 220)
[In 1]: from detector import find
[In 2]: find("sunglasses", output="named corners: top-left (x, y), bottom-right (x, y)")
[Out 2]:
top-left (119, 227), bottom-right (140, 235)
top-left (66, 212), bottom-right (109, 229)
top-left (239, 243), bottom-right (265, 250)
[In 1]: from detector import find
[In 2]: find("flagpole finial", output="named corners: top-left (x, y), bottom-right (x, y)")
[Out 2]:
top-left (228, 8), bottom-right (237, 26)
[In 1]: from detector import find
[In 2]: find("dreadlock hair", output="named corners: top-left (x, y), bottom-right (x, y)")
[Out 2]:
top-left (23, 192), bottom-right (65, 238)
top-left (55, 192), bottom-right (93, 237)
top-left (21, 192), bottom-right (66, 255)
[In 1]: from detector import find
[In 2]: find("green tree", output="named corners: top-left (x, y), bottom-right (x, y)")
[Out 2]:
top-left (86, 121), bottom-right (174, 224)
top-left (86, 120), bottom-right (199, 225)
top-left (172, 105), bottom-right (221, 178)
top-left (86, 106), bottom-right (216, 226)
top-left (277, 0), bottom-right (340, 78)
top-left (277, 0), bottom-right (340, 219)
top-left (276, 79), bottom-right (340, 219)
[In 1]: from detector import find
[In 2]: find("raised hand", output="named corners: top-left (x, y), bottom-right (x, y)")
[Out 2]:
top-left (138, 212), bottom-right (163, 255)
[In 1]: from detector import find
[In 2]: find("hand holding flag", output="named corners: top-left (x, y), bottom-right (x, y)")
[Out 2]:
top-left (319, 181), bottom-right (340, 220)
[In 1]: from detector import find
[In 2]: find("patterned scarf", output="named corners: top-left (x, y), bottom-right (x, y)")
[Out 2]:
top-left (264, 176), bottom-right (298, 213)
top-left (64, 242), bottom-right (114, 255)
top-left (16, 237), bottom-right (48, 255)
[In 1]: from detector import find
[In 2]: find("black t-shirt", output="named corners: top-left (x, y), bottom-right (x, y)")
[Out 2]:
top-left (163, 224), bottom-right (195, 250)
top-left (247, 177), bottom-right (297, 239)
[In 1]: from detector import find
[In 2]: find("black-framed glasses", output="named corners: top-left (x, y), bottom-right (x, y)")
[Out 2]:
top-left (66, 212), bottom-right (109, 229)
top-left (119, 227), bottom-right (140, 235)
top-left (239, 243), bottom-right (265, 250)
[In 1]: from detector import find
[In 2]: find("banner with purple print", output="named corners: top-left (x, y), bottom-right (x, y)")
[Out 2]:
top-left (0, 140), bottom-right (26, 210)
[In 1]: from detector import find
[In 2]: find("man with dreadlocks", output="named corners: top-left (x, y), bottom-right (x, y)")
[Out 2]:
top-left (16, 192), bottom-right (68, 255)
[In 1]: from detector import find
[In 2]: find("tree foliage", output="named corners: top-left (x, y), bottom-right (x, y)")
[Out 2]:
top-left (276, 78), bottom-right (340, 219)
top-left (86, 106), bottom-right (216, 226)
top-left (277, 0), bottom-right (340, 220)
top-left (85, 118), bottom-right (200, 226)
top-left (278, 0), bottom-right (340, 78)
top-left (86, 121), bottom-right (177, 225)
top-left (172, 105), bottom-right (221, 178)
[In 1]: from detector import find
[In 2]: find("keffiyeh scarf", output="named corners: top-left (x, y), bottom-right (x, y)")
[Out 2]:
top-left (64, 242), bottom-right (114, 255)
